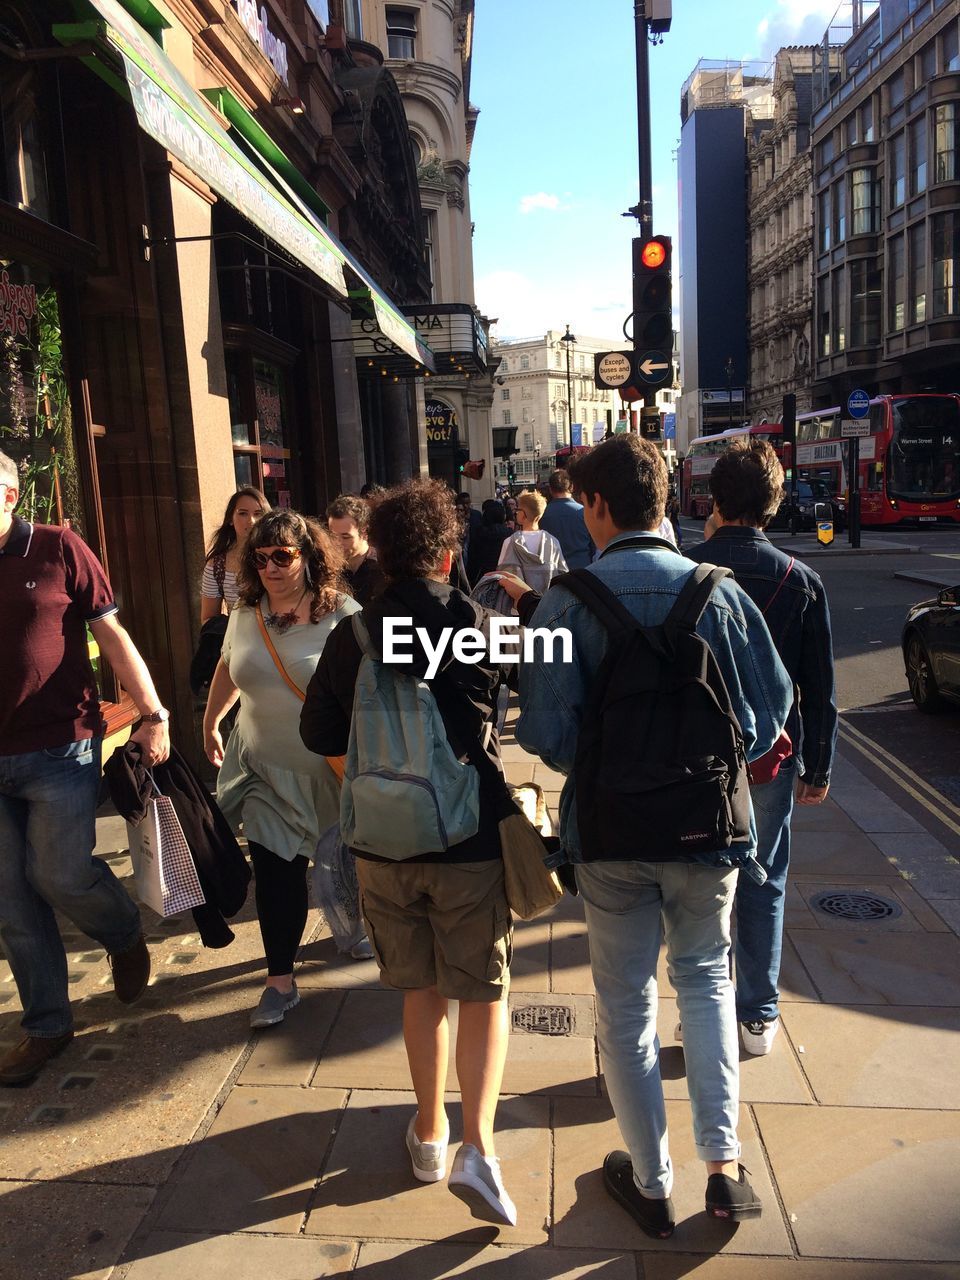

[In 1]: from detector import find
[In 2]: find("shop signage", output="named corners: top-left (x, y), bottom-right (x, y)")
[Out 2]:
top-left (233, 0), bottom-right (289, 84)
top-left (0, 270), bottom-right (37, 337)
top-left (400, 304), bottom-right (488, 373)
top-left (700, 388), bottom-right (745, 404)
top-left (426, 400), bottom-right (459, 446)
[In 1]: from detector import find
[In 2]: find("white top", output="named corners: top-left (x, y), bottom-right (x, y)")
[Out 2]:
top-left (201, 557), bottom-right (240, 608)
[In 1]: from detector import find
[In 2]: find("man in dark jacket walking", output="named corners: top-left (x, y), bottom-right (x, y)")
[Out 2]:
top-left (539, 469), bottom-right (594, 569)
top-left (687, 440), bottom-right (837, 1056)
top-left (301, 478), bottom-right (518, 1228)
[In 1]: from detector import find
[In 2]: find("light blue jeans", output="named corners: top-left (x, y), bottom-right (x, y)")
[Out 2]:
top-left (577, 859), bottom-right (741, 1198)
top-left (735, 759), bottom-right (796, 1024)
top-left (0, 739), bottom-right (141, 1037)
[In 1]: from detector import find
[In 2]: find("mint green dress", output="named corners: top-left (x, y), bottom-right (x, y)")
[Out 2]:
top-left (216, 597), bottom-right (360, 860)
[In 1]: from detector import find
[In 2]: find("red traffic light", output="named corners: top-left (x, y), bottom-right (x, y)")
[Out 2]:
top-left (640, 240), bottom-right (667, 269)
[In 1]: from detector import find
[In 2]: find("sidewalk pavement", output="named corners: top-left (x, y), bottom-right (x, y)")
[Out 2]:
top-left (2, 717), bottom-right (960, 1280)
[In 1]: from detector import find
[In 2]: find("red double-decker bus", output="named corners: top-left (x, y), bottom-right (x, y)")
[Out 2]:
top-left (679, 424), bottom-right (785, 519)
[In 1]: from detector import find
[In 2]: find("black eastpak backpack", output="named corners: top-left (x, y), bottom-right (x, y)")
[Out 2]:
top-left (555, 555), bottom-right (752, 863)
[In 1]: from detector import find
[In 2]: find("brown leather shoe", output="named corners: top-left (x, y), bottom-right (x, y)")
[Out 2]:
top-left (109, 934), bottom-right (151, 1004)
top-left (0, 1032), bottom-right (74, 1086)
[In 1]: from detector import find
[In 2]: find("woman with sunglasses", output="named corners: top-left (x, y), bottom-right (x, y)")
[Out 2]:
top-left (202, 510), bottom-right (360, 1028)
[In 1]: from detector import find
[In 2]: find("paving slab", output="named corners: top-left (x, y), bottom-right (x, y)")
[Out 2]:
top-left (786, 928), bottom-right (960, 1005)
top-left (656, 997), bottom-right (815, 1105)
top-left (154, 1085), bottom-right (347, 1234)
top-left (791, 798), bottom-right (860, 832)
top-left (511, 917), bottom-right (552, 992)
top-left (779, 1004), bottom-right (960, 1108)
top-left (354, 1240), bottom-right (638, 1277)
top-left (0, 1179), bottom-right (154, 1280)
top-left (644, 1256), bottom-right (959, 1279)
top-left (295, 934), bottom-right (383, 990)
top-left (754, 1103), bottom-right (960, 1261)
top-left (869, 833), bottom-right (960, 900)
top-left (236, 988), bottom-right (344, 1087)
top-left (776, 934), bottom-right (822, 1002)
top-left (122, 1232), bottom-right (356, 1278)
top-left (552, 1096), bottom-right (792, 1256)
top-left (789, 830), bottom-right (897, 878)
top-left (550, 919), bottom-right (594, 994)
top-left (790, 880), bottom-right (946, 932)
top-left (306, 1091), bottom-right (550, 1245)
top-left (506, 992), bottom-right (598, 1096)
top-left (829, 760), bottom-right (927, 834)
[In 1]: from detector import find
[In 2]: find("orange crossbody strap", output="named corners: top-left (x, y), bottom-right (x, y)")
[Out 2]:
top-left (254, 602), bottom-right (345, 784)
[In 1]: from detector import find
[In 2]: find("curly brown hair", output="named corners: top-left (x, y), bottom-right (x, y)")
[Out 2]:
top-left (368, 478), bottom-right (460, 581)
top-left (326, 494), bottom-right (369, 534)
top-left (237, 509), bottom-right (345, 621)
top-left (709, 440), bottom-right (785, 527)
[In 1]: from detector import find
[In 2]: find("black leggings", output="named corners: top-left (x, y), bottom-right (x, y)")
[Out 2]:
top-left (248, 841), bottom-right (310, 976)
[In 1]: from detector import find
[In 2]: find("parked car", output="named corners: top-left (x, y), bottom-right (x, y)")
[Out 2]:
top-left (902, 586), bottom-right (960, 711)
top-left (768, 480), bottom-right (847, 532)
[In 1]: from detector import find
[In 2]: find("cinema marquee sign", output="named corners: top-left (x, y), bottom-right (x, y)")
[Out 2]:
top-left (400, 303), bottom-right (489, 374)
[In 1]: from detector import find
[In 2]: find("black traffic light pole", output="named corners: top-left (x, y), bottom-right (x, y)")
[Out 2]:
top-left (633, 0), bottom-right (654, 242)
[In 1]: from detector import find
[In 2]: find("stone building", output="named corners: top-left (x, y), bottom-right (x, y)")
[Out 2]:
top-left (747, 48), bottom-right (818, 423)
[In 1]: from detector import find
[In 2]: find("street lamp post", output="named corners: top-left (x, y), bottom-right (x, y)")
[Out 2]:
top-left (724, 356), bottom-right (735, 431)
top-left (561, 325), bottom-right (576, 444)
top-left (534, 439), bottom-right (541, 485)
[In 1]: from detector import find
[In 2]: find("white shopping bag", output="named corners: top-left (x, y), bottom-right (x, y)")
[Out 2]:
top-left (128, 792), bottom-right (205, 918)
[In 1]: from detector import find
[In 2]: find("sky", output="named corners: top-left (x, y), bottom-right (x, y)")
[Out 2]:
top-left (469, 0), bottom-right (848, 343)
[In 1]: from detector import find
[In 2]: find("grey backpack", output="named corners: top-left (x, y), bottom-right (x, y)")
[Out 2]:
top-left (340, 615), bottom-right (481, 859)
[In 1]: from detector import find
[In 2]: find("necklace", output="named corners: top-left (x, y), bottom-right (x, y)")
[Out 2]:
top-left (264, 589), bottom-right (307, 633)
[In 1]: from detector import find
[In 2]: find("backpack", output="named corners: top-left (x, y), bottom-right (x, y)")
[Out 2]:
top-left (556, 561), bottom-right (752, 863)
top-left (340, 614), bottom-right (481, 859)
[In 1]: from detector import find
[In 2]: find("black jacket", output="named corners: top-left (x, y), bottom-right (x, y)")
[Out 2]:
top-left (104, 743), bottom-right (251, 946)
top-left (343, 553), bottom-right (386, 608)
top-left (300, 578), bottom-right (508, 862)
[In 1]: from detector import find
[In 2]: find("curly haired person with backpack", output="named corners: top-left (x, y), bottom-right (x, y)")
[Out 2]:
top-left (499, 435), bottom-right (793, 1238)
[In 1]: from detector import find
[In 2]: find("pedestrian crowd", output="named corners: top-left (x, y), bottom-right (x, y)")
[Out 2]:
top-left (0, 431), bottom-right (835, 1235)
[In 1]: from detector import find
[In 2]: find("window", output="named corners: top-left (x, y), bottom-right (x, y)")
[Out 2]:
top-left (501, 388), bottom-right (510, 401)
top-left (422, 210), bottom-right (435, 299)
top-left (890, 131), bottom-right (906, 207)
top-left (500, 357), bottom-right (508, 372)
top-left (846, 114), bottom-right (858, 148)
top-left (833, 181), bottom-right (846, 244)
top-left (833, 269), bottom-right (847, 352)
top-left (851, 258), bottom-right (882, 345)
top-left (342, 0), bottom-right (363, 39)
top-left (909, 115), bottom-right (927, 195)
top-left (889, 233), bottom-right (906, 330)
top-left (554, 349), bottom-right (562, 367)
top-left (521, 385), bottom-right (531, 399)
top-left (888, 69), bottom-right (905, 111)
top-left (933, 211), bottom-right (960, 315)
top-left (523, 432), bottom-right (532, 451)
top-left (818, 275), bottom-right (831, 355)
top-left (910, 223), bottom-right (927, 324)
top-left (921, 42), bottom-right (937, 83)
top-left (935, 104), bottom-right (957, 183)
top-left (522, 407), bottom-right (529, 423)
top-left (944, 23), bottom-right (960, 73)
top-left (503, 410), bottom-right (512, 425)
top-left (818, 189), bottom-right (832, 252)
top-left (862, 98), bottom-right (875, 143)
top-left (851, 167), bottom-right (879, 234)
top-left (386, 7), bottom-right (416, 59)
top-left (520, 354), bottom-right (529, 370)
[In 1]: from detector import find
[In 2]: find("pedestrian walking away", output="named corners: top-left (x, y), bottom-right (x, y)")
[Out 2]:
top-left (0, 448), bottom-right (169, 1087)
top-left (500, 435), bottom-right (792, 1235)
top-left (687, 440), bottom-right (837, 1055)
top-left (301, 478), bottom-right (518, 1228)
top-left (539, 468), bottom-right (595, 569)
top-left (202, 509), bottom-right (360, 1029)
top-left (496, 489), bottom-right (567, 594)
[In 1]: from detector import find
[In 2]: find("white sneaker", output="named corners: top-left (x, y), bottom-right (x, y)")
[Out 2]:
top-left (405, 1113), bottom-right (449, 1183)
top-left (741, 1019), bottom-right (779, 1055)
top-left (449, 1143), bottom-right (517, 1226)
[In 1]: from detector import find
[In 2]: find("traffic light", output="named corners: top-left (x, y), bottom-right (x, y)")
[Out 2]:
top-left (462, 459), bottom-right (485, 480)
top-left (632, 234), bottom-right (672, 388)
top-left (455, 448), bottom-right (469, 474)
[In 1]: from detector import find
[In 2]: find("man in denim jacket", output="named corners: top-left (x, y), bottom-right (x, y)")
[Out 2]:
top-left (501, 435), bottom-right (792, 1237)
top-left (687, 441), bottom-right (837, 1058)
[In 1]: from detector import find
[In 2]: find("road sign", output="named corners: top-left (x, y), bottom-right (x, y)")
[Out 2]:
top-left (840, 418), bottom-right (871, 438)
top-left (634, 350), bottom-right (671, 385)
top-left (614, 419), bottom-right (628, 434)
top-left (847, 388), bottom-right (870, 419)
top-left (595, 351), bottom-right (633, 388)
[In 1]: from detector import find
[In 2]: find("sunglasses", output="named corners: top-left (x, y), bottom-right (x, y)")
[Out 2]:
top-left (252, 547), bottom-right (302, 569)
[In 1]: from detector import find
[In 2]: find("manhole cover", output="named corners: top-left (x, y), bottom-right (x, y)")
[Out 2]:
top-left (511, 1004), bottom-right (573, 1036)
top-left (811, 890), bottom-right (902, 922)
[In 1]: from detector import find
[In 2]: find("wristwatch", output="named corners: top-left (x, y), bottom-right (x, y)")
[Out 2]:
top-left (141, 707), bottom-right (170, 724)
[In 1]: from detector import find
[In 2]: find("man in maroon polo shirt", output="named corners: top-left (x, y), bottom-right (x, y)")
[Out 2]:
top-left (0, 449), bottom-right (171, 1085)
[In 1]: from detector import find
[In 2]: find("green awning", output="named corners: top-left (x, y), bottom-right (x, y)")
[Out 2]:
top-left (57, 0), bottom-right (433, 371)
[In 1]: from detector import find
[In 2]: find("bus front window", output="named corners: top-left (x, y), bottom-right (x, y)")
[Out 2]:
top-left (889, 398), bottom-right (960, 501)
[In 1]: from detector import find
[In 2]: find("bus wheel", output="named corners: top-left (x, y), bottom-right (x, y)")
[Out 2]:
top-left (906, 634), bottom-right (943, 712)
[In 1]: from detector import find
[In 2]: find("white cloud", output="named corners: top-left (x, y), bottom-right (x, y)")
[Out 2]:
top-left (475, 266), bottom-right (633, 346)
top-left (757, 17), bottom-right (770, 36)
top-left (519, 192), bottom-right (560, 215)
top-left (757, 0), bottom-right (844, 56)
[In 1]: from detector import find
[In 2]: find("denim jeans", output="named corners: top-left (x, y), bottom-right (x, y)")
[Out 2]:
top-left (0, 739), bottom-right (141, 1037)
top-left (577, 859), bottom-right (741, 1198)
top-left (734, 760), bottom-right (796, 1024)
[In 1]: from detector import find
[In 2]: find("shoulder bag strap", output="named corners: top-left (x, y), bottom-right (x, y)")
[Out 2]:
top-left (665, 563), bottom-right (732, 634)
top-left (255, 602), bottom-right (305, 702)
top-left (551, 568), bottom-right (639, 636)
top-left (761, 557), bottom-right (795, 617)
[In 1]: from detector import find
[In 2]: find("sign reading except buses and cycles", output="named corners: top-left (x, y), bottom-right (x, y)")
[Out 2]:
top-left (847, 388), bottom-right (871, 419)
top-left (594, 351), bottom-right (633, 389)
top-left (233, 0), bottom-right (290, 85)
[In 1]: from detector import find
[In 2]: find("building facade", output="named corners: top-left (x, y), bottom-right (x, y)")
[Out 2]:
top-left (747, 48), bottom-right (818, 423)
top-left (0, 0), bottom-right (448, 759)
top-left (811, 0), bottom-right (960, 406)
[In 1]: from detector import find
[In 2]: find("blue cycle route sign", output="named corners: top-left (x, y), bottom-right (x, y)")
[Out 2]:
top-left (847, 388), bottom-right (870, 419)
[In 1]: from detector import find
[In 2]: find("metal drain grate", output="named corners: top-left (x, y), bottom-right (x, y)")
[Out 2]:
top-left (511, 1004), bottom-right (573, 1036)
top-left (811, 890), bottom-right (902, 922)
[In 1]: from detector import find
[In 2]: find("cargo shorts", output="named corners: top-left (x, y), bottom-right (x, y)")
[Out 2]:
top-left (355, 858), bottom-right (512, 1003)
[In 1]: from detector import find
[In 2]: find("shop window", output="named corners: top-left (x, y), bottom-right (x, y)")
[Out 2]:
top-left (909, 115), bottom-right (927, 196)
top-left (935, 103), bottom-right (957, 183)
top-left (910, 223), bottom-right (927, 324)
top-left (851, 167), bottom-right (879, 234)
top-left (889, 233), bottom-right (906, 330)
top-left (933, 211), bottom-right (960, 315)
top-left (890, 132), bottom-right (906, 207)
top-left (225, 351), bottom-right (293, 508)
top-left (386, 8), bottom-right (417, 58)
top-left (850, 258), bottom-right (882, 345)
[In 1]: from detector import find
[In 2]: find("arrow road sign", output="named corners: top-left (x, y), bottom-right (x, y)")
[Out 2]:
top-left (635, 350), bottom-right (671, 385)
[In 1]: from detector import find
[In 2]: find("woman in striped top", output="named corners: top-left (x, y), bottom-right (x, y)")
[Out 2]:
top-left (201, 487), bottom-right (268, 622)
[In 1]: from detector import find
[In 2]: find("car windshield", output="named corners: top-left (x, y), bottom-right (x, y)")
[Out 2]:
top-left (889, 398), bottom-right (960, 502)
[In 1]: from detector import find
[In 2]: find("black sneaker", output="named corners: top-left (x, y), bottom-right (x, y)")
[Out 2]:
top-left (705, 1163), bottom-right (762, 1220)
top-left (602, 1150), bottom-right (675, 1239)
